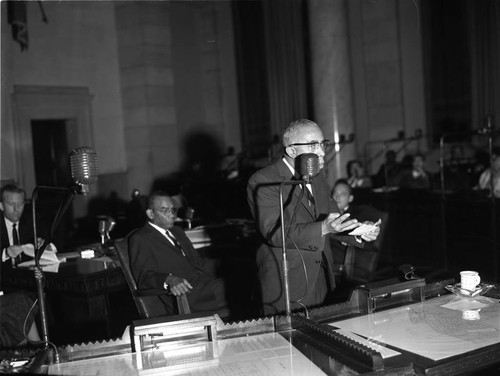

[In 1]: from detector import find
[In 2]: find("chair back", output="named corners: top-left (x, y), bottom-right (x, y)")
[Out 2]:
top-left (344, 209), bottom-right (389, 284)
top-left (114, 237), bottom-right (190, 318)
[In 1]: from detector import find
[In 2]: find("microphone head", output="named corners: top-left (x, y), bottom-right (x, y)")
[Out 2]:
top-left (69, 146), bottom-right (99, 195)
top-left (297, 153), bottom-right (320, 182)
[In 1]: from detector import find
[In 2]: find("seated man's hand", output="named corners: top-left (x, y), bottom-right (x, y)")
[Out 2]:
top-left (167, 275), bottom-right (193, 296)
top-left (6, 245), bottom-right (23, 259)
top-left (323, 213), bottom-right (359, 234)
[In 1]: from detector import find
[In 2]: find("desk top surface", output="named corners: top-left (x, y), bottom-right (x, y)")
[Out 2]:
top-left (11, 245), bottom-right (121, 278)
top-left (330, 294), bottom-right (500, 362)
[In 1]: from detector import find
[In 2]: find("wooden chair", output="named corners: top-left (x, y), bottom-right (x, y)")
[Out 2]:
top-left (114, 237), bottom-right (190, 319)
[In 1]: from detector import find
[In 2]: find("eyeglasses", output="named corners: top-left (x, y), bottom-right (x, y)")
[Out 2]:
top-left (156, 207), bottom-right (178, 215)
top-left (289, 140), bottom-right (330, 151)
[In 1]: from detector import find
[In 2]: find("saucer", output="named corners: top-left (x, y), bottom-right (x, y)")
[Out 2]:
top-left (445, 283), bottom-right (494, 298)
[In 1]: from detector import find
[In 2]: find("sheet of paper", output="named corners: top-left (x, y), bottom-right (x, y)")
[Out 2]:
top-left (332, 329), bottom-right (400, 359)
top-left (17, 243), bottom-right (65, 266)
top-left (348, 223), bottom-right (378, 236)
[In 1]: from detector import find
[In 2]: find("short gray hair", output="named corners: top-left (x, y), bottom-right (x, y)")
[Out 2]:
top-left (147, 190), bottom-right (170, 210)
top-left (282, 119), bottom-right (318, 147)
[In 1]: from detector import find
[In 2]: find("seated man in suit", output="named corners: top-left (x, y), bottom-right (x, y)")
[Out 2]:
top-left (1, 184), bottom-right (35, 270)
top-left (128, 191), bottom-right (228, 315)
top-left (0, 183), bottom-right (41, 347)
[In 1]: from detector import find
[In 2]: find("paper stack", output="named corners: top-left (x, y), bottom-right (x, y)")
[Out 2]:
top-left (17, 243), bottom-right (66, 267)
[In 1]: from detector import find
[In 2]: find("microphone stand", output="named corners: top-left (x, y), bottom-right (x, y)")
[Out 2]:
top-left (439, 123), bottom-right (498, 280)
top-left (438, 130), bottom-right (474, 275)
top-left (279, 179), bottom-right (308, 316)
top-left (438, 133), bottom-right (451, 274)
top-left (484, 119), bottom-right (498, 281)
top-left (31, 184), bottom-right (82, 359)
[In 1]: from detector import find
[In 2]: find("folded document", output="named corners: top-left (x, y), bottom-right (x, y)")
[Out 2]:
top-left (17, 243), bottom-right (66, 267)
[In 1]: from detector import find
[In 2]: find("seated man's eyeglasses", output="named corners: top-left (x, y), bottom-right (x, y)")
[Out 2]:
top-left (157, 207), bottom-right (178, 215)
top-left (289, 140), bottom-right (330, 151)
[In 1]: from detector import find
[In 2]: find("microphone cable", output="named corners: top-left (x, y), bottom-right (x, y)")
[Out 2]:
top-left (22, 296), bottom-right (39, 345)
top-left (290, 237), bottom-right (310, 318)
top-left (22, 297), bottom-right (61, 363)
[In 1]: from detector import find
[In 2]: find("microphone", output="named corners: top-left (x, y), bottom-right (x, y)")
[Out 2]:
top-left (69, 146), bottom-right (99, 195)
top-left (297, 153), bottom-right (320, 182)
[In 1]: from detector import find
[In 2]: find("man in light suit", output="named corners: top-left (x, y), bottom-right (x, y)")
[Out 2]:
top-left (247, 119), bottom-right (380, 315)
top-left (128, 191), bottom-right (228, 315)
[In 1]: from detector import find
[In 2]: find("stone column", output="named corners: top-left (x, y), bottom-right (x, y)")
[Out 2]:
top-left (308, 0), bottom-right (356, 185)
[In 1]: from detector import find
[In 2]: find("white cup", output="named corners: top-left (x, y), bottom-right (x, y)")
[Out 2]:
top-left (460, 271), bottom-right (481, 291)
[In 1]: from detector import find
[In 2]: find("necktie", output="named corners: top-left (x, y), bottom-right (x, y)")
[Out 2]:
top-left (12, 223), bottom-right (20, 245)
top-left (11, 223), bottom-right (21, 267)
top-left (165, 229), bottom-right (186, 256)
top-left (303, 183), bottom-right (315, 208)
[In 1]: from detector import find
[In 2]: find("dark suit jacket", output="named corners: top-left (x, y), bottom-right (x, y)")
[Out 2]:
top-left (1, 211), bottom-right (35, 289)
top-left (1, 211), bottom-right (35, 250)
top-left (247, 158), bottom-right (363, 314)
top-left (128, 223), bottom-right (225, 313)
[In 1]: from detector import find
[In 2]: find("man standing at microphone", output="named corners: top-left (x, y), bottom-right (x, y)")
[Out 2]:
top-left (247, 119), bottom-right (380, 315)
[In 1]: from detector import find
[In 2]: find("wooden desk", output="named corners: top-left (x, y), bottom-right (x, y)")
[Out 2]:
top-left (2, 250), bottom-right (134, 345)
top-left (10, 280), bottom-right (499, 375)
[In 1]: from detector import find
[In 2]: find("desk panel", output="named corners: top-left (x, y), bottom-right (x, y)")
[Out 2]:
top-left (2, 253), bottom-right (133, 344)
top-left (49, 332), bottom-right (328, 376)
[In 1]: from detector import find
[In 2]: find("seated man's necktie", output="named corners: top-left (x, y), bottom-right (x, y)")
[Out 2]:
top-left (12, 223), bottom-right (20, 245)
top-left (165, 229), bottom-right (186, 256)
top-left (11, 223), bottom-right (22, 267)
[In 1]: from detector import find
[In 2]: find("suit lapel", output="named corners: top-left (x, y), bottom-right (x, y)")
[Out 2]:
top-left (1, 215), bottom-right (9, 248)
top-left (275, 159), bottom-right (316, 219)
top-left (145, 223), bottom-right (183, 257)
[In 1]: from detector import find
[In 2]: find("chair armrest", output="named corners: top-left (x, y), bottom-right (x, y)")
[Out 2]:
top-left (136, 288), bottom-right (171, 297)
top-left (136, 288), bottom-right (191, 315)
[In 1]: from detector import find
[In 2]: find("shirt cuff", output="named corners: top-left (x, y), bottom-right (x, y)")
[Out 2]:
top-left (1, 248), bottom-right (9, 262)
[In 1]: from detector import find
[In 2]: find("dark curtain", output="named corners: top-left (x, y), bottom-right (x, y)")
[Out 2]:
top-left (232, 0), bottom-right (310, 160)
top-left (232, 0), bottom-right (271, 159)
top-left (422, 0), bottom-right (500, 142)
top-left (262, 0), bottom-right (310, 137)
top-left (468, 0), bottom-right (500, 129)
